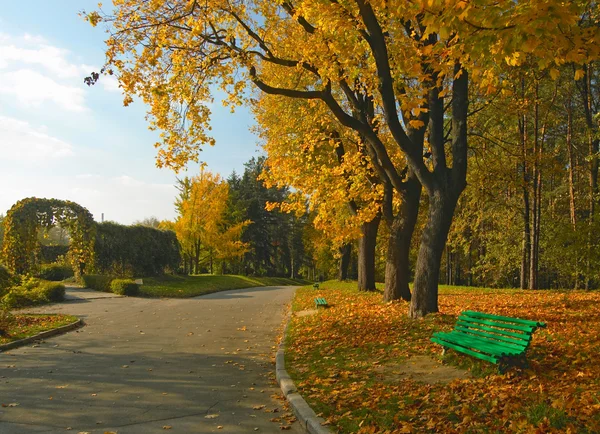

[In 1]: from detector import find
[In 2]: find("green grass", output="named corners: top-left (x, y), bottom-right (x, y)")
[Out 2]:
top-left (138, 274), bottom-right (310, 298)
top-left (0, 314), bottom-right (79, 345)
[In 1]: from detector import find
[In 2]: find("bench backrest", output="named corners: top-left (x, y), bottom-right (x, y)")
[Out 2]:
top-left (455, 311), bottom-right (546, 351)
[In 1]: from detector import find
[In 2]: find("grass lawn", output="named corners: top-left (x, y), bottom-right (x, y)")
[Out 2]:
top-left (139, 274), bottom-right (310, 298)
top-left (0, 314), bottom-right (79, 345)
top-left (287, 281), bottom-right (600, 433)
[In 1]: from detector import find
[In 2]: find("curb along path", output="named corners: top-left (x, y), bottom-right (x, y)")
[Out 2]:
top-left (276, 312), bottom-right (332, 434)
top-left (0, 318), bottom-right (83, 353)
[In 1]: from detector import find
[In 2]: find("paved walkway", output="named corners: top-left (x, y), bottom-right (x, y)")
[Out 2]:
top-left (0, 286), bottom-right (302, 433)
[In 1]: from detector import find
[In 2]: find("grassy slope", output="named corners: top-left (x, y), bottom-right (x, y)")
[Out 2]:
top-left (139, 274), bottom-right (310, 298)
top-left (0, 314), bottom-right (79, 345)
top-left (287, 280), bottom-right (600, 433)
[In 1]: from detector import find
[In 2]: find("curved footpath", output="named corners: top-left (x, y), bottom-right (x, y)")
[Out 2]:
top-left (0, 286), bottom-right (305, 433)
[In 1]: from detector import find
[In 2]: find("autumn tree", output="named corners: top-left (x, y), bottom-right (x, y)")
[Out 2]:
top-left (255, 94), bottom-right (385, 292)
top-left (88, 0), bottom-right (599, 316)
top-left (175, 171), bottom-right (249, 274)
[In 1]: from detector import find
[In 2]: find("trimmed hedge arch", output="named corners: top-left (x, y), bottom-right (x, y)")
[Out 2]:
top-left (1, 198), bottom-right (96, 276)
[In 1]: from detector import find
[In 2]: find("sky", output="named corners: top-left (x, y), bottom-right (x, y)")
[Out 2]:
top-left (0, 1), bottom-right (263, 224)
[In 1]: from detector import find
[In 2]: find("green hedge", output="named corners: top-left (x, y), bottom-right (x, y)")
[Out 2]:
top-left (82, 274), bottom-right (114, 292)
top-left (0, 278), bottom-right (65, 309)
top-left (110, 279), bottom-right (139, 296)
top-left (94, 222), bottom-right (180, 277)
top-left (38, 263), bottom-right (74, 281)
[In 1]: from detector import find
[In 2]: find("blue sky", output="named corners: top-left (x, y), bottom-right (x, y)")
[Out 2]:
top-left (0, 1), bottom-right (262, 224)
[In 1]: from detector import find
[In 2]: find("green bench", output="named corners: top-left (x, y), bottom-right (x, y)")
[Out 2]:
top-left (431, 310), bottom-right (546, 372)
top-left (315, 297), bottom-right (328, 308)
top-left (313, 283), bottom-right (320, 290)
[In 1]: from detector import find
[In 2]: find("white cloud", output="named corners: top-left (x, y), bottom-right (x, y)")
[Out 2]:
top-left (0, 32), bottom-right (119, 112)
top-left (0, 115), bottom-right (74, 160)
top-left (0, 69), bottom-right (87, 111)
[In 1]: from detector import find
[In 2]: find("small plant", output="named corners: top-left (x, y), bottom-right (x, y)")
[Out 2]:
top-left (82, 274), bottom-right (114, 292)
top-left (110, 279), bottom-right (139, 296)
top-left (38, 263), bottom-right (74, 281)
top-left (0, 309), bottom-right (15, 336)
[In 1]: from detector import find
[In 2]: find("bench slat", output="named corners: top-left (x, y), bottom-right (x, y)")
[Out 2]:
top-left (434, 332), bottom-right (523, 357)
top-left (430, 337), bottom-right (500, 364)
top-left (454, 325), bottom-right (529, 349)
top-left (458, 316), bottom-right (535, 334)
top-left (456, 320), bottom-right (531, 341)
top-left (463, 310), bottom-right (546, 328)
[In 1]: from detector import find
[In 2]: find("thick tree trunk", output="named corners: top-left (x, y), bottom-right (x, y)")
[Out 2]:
top-left (410, 191), bottom-right (457, 317)
top-left (409, 64), bottom-right (468, 318)
top-left (338, 244), bottom-right (351, 281)
top-left (383, 178), bottom-right (420, 302)
top-left (358, 214), bottom-right (380, 291)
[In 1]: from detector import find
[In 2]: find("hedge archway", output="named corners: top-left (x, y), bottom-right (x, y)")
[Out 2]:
top-left (1, 198), bottom-right (96, 276)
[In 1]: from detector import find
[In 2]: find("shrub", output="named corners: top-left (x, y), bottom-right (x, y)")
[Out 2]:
top-left (38, 263), bottom-right (74, 281)
top-left (110, 279), bottom-right (139, 296)
top-left (82, 274), bottom-right (114, 292)
top-left (0, 264), bottom-right (15, 297)
top-left (0, 309), bottom-right (14, 336)
top-left (38, 281), bottom-right (66, 302)
top-left (0, 279), bottom-right (65, 309)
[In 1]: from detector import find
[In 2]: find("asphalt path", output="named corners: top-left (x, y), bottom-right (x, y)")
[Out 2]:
top-left (0, 286), bottom-right (302, 434)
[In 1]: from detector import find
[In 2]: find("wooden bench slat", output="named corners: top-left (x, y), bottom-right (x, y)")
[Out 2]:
top-left (456, 320), bottom-right (532, 341)
top-left (434, 332), bottom-right (523, 357)
top-left (454, 325), bottom-right (529, 349)
top-left (458, 317), bottom-right (535, 334)
top-left (315, 297), bottom-right (328, 308)
top-left (463, 310), bottom-right (546, 328)
top-left (430, 337), bottom-right (500, 364)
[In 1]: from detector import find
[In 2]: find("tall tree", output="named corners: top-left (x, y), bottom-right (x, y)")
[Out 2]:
top-left (88, 0), bottom-right (599, 316)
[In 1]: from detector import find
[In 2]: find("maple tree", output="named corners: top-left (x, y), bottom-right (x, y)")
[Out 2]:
top-left (87, 0), bottom-right (599, 316)
top-left (172, 171), bottom-right (249, 274)
top-left (255, 94), bottom-right (386, 291)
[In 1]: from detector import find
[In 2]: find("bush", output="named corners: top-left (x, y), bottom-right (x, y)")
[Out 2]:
top-left (0, 309), bottom-right (14, 336)
top-left (82, 274), bottom-right (114, 292)
top-left (0, 264), bottom-right (15, 297)
top-left (110, 279), bottom-right (139, 296)
top-left (38, 263), bottom-right (74, 281)
top-left (0, 278), bottom-right (65, 309)
top-left (38, 281), bottom-right (66, 302)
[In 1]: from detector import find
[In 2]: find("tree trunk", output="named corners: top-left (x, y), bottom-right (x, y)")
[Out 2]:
top-left (409, 64), bottom-right (468, 317)
top-left (338, 244), bottom-right (351, 281)
top-left (519, 76), bottom-right (530, 289)
top-left (383, 178), bottom-right (420, 302)
top-left (358, 214), bottom-right (380, 291)
top-left (566, 96), bottom-right (577, 229)
top-left (410, 191), bottom-right (457, 317)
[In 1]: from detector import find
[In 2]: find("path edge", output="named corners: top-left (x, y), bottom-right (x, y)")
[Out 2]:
top-left (0, 318), bottom-right (84, 353)
top-left (277, 310), bottom-right (332, 434)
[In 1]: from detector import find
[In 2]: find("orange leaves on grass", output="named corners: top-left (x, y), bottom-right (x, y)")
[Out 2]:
top-left (287, 283), bottom-right (600, 433)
